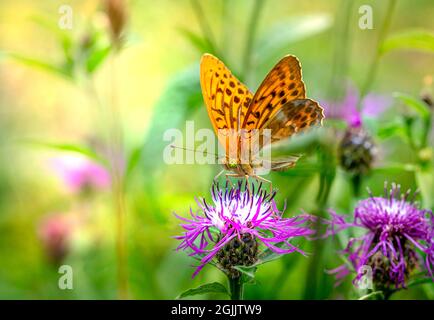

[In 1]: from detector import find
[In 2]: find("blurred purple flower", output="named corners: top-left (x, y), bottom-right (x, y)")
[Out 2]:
top-left (326, 183), bottom-right (434, 289)
top-left (175, 182), bottom-right (314, 277)
top-left (322, 85), bottom-right (392, 127)
top-left (38, 213), bottom-right (76, 263)
top-left (50, 155), bottom-right (111, 193)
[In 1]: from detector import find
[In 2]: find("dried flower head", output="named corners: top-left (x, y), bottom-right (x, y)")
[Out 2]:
top-left (175, 182), bottom-right (314, 277)
top-left (104, 0), bottom-right (127, 46)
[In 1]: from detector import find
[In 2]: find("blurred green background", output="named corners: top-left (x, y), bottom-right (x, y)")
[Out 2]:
top-left (0, 0), bottom-right (433, 299)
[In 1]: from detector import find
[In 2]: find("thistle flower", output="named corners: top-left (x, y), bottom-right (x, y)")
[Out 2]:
top-left (175, 182), bottom-right (314, 278)
top-left (322, 84), bottom-right (391, 128)
top-left (321, 85), bottom-right (388, 176)
top-left (338, 127), bottom-right (377, 175)
top-left (50, 155), bottom-right (110, 194)
top-left (327, 183), bottom-right (434, 291)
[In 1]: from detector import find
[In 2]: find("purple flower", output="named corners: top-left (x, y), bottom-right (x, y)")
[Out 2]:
top-left (326, 183), bottom-right (434, 289)
top-left (50, 155), bottom-right (111, 193)
top-left (322, 84), bottom-right (392, 127)
top-left (175, 182), bottom-right (314, 277)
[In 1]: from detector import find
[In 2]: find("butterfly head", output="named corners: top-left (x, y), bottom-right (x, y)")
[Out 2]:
top-left (227, 162), bottom-right (238, 169)
top-left (223, 156), bottom-right (238, 169)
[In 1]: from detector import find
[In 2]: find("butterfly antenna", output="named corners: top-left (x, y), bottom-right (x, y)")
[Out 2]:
top-left (170, 145), bottom-right (219, 159)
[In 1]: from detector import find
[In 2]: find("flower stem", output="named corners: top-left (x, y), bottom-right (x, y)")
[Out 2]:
top-left (241, 0), bottom-right (265, 82)
top-left (229, 276), bottom-right (244, 300)
top-left (359, 0), bottom-right (397, 102)
top-left (351, 174), bottom-right (362, 198)
top-left (190, 0), bottom-right (222, 59)
top-left (303, 144), bottom-right (336, 299)
top-left (109, 53), bottom-right (129, 300)
top-left (328, 0), bottom-right (355, 101)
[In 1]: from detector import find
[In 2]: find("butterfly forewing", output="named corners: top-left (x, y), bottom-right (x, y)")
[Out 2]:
top-left (200, 54), bottom-right (253, 138)
top-left (242, 55), bottom-right (306, 131)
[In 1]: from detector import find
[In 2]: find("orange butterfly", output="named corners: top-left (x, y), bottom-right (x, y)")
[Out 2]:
top-left (200, 53), bottom-right (324, 184)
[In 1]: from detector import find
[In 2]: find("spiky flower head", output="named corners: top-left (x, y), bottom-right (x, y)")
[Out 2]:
top-left (327, 182), bottom-right (434, 290)
top-left (338, 126), bottom-right (377, 175)
top-left (175, 182), bottom-right (314, 278)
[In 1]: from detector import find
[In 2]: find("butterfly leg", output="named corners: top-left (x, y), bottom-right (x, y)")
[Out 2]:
top-left (253, 175), bottom-right (273, 192)
top-left (214, 169), bottom-right (225, 182)
top-left (245, 175), bottom-right (252, 193)
top-left (225, 173), bottom-right (242, 187)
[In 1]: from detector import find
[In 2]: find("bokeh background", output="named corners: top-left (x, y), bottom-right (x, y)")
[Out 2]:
top-left (0, 0), bottom-right (433, 299)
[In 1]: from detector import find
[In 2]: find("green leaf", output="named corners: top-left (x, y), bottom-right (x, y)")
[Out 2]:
top-left (254, 14), bottom-right (332, 64)
top-left (124, 144), bottom-right (143, 184)
top-left (256, 246), bottom-right (287, 265)
top-left (233, 265), bottom-right (257, 279)
top-left (178, 27), bottom-right (214, 54)
top-left (141, 65), bottom-right (202, 174)
top-left (4, 52), bottom-right (73, 79)
top-left (408, 276), bottom-right (434, 288)
top-left (232, 242), bottom-right (299, 279)
top-left (86, 45), bottom-right (111, 73)
top-left (176, 282), bottom-right (229, 299)
top-left (415, 167), bottom-right (433, 209)
top-left (371, 163), bottom-right (417, 174)
top-left (358, 291), bottom-right (384, 300)
top-left (30, 15), bottom-right (75, 63)
top-left (23, 140), bottom-right (106, 165)
top-left (393, 92), bottom-right (431, 120)
top-left (380, 29), bottom-right (434, 55)
top-left (377, 121), bottom-right (406, 139)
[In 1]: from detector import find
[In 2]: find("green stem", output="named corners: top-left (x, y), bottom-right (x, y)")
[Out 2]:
top-left (303, 145), bottom-right (336, 299)
top-left (229, 276), bottom-right (244, 300)
top-left (351, 174), bottom-right (362, 198)
top-left (328, 0), bottom-right (355, 101)
top-left (191, 0), bottom-right (221, 58)
top-left (241, 0), bottom-right (265, 81)
top-left (220, 0), bottom-right (230, 51)
top-left (109, 53), bottom-right (128, 300)
top-left (359, 0), bottom-right (397, 102)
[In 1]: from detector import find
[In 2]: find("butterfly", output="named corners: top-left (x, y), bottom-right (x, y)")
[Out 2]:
top-left (200, 53), bottom-right (324, 184)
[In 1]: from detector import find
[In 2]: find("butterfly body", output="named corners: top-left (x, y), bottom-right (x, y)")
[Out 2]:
top-left (222, 158), bottom-right (261, 176)
top-left (200, 53), bottom-right (324, 182)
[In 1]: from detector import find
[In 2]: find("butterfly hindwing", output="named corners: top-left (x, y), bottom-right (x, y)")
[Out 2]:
top-left (256, 156), bottom-right (301, 175)
top-left (265, 99), bottom-right (324, 144)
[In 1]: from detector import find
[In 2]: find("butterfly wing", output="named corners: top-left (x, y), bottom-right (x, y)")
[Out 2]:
top-left (242, 55), bottom-right (306, 131)
top-left (264, 99), bottom-right (324, 144)
top-left (255, 155), bottom-right (301, 175)
top-left (200, 54), bottom-right (253, 139)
